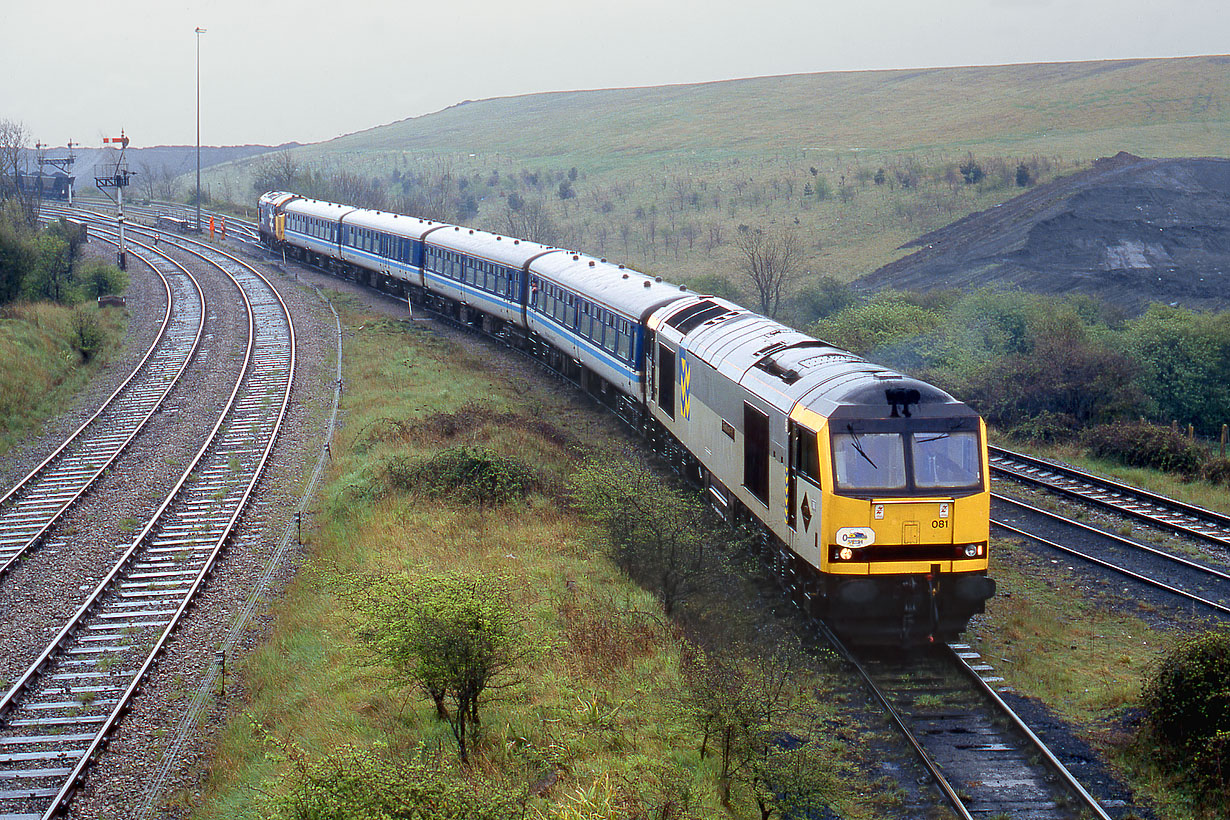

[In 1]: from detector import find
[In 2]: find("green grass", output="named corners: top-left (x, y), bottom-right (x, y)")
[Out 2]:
top-left (0, 302), bottom-right (126, 456)
top-left (190, 303), bottom-right (899, 819)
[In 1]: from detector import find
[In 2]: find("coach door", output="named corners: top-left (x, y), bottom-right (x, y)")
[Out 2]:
top-left (788, 421), bottom-right (823, 563)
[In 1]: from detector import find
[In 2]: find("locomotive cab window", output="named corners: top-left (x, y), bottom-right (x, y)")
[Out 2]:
top-left (912, 432), bottom-right (981, 490)
top-left (832, 432), bottom-right (907, 492)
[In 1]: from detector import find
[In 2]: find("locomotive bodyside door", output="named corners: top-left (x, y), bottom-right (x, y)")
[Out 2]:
top-left (787, 419), bottom-right (824, 568)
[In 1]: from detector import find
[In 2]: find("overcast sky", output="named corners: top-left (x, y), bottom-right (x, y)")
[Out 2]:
top-left (3, 0), bottom-right (1226, 148)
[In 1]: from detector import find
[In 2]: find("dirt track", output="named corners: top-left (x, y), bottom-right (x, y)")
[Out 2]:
top-left (859, 153), bottom-right (1230, 315)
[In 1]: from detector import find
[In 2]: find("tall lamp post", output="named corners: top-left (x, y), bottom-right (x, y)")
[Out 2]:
top-left (195, 26), bottom-right (206, 232)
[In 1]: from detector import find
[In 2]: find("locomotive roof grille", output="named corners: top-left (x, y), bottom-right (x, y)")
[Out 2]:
top-left (665, 300), bottom-right (735, 333)
top-left (755, 357), bottom-right (801, 384)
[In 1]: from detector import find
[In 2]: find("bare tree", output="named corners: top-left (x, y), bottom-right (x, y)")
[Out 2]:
top-left (734, 224), bottom-right (801, 319)
top-left (0, 119), bottom-right (40, 226)
top-left (136, 160), bottom-right (182, 202)
top-left (502, 197), bottom-right (558, 245)
top-left (250, 149), bottom-right (301, 194)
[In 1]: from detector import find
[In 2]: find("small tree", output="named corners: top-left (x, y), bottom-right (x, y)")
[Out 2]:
top-left (502, 193), bottom-right (559, 245)
top-left (571, 458), bottom-right (725, 616)
top-left (353, 572), bottom-right (526, 764)
top-left (1015, 162), bottom-right (1032, 187)
top-left (23, 234), bottom-right (73, 303)
top-left (250, 149), bottom-right (301, 194)
top-left (680, 640), bottom-right (835, 818)
top-left (959, 155), bottom-right (984, 184)
top-left (0, 118), bottom-right (40, 227)
top-left (733, 225), bottom-right (801, 319)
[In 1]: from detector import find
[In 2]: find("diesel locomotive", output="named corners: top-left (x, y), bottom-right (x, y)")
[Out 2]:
top-left (259, 191), bottom-right (995, 643)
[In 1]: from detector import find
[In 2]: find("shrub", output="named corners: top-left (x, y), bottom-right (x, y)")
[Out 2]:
top-left (1008, 411), bottom-right (1078, 444)
top-left (276, 743), bottom-right (521, 819)
top-left (570, 458), bottom-right (730, 617)
top-left (391, 445), bottom-right (539, 506)
top-left (1140, 630), bottom-right (1230, 807)
top-left (808, 294), bottom-right (946, 357)
top-left (963, 316), bottom-right (1146, 428)
top-left (1082, 421), bottom-right (1208, 475)
top-left (684, 273), bottom-right (743, 303)
top-left (787, 276), bottom-right (859, 326)
top-left (1198, 457), bottom-right (1230, 486)
top-left (1123, 305), bottom-right (1230, 436)
top-left (70, 307), bottom-right (106, 362)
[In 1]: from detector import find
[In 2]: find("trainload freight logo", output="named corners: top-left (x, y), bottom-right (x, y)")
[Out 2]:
top-left (679, 348), bottom-right (691, 420)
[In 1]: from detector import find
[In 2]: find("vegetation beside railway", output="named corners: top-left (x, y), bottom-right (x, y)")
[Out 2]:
top-left (0, 300), bottom-right (124, 450)
top-left (192, 300), bottom-right (901, 820)
top-left (0, 205), bottom-right (128, 450)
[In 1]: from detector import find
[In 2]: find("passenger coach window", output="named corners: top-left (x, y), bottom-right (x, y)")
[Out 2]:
top-left (832, 432), bottom-right (907, 491)
top-left (912, 432), bottom-right (981, 489)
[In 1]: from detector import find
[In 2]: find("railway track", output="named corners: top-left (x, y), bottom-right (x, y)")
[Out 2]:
top-left (0, 218), bottom-right (295, 819)
top-left (993, 494), bottom-right (1230, 616)
top-left (991, 445), bottom-right (1230, 549)
top-left (989, 444), bottom-right (1230, 620)
top-left (0, 233), bottom-right (205, 586)
top-left (816, 622), bottom-right (1114, 820)
top-left (66, 197), bottom-right (260, 245)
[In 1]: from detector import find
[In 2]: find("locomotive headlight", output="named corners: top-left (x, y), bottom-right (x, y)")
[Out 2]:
top-left (963, 544), bottom-right (979, 558)
top-left (839, 547), bottom-right (854, 561)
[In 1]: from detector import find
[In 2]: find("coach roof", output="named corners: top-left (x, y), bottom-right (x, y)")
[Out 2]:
top-left (342, 207), bottom-right (448, 242)
top-left (426, 223), bottom-right (560, 268)
top-left (530, 252), bottom-right (691, 321)
top-left (283, 197), bottom-right (355, 222)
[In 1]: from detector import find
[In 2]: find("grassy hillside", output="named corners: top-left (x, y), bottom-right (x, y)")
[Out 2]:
top-left (207, 56), bottom-right (1229, 314)
top-left (330, 56), bottom-right (1229, 167)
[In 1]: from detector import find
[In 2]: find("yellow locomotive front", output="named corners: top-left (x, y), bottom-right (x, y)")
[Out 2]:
top-left (789, 388), bottom-right (994, 644)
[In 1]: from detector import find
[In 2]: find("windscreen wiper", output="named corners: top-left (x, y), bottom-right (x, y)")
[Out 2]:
top-left (847, 427), bottom-right (877, 469)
